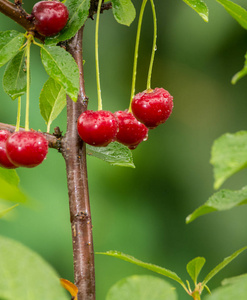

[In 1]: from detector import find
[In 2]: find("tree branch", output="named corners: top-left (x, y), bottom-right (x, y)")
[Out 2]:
top-left (62, 26), bottom-right (95, 300)
top-left (0, 122), bottom-right (60, 150)
top-left (89, 0), bottom-right (112, 19)
top-left (0, 0), bottom-right (44, 41)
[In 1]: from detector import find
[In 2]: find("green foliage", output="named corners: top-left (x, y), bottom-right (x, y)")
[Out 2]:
top-left (182, 0), bottom-right (209, 22)
top-left (111, 0), bottom-right (136, 26)
top-left (186, 186), bottom-right (247, 223)
top-left (106, 275), bottom-right (177, 300)
top-left (232, 52), bottom-right (247, 84)
top-left (0, 235), bottom-right (69, 300)
top-left (221, 273), bottom-right (247, 286)
top-left (40, 45), bottom-right (79, 102)
top-left (216, 0), bottom-right (247, 30)
top-left (45, 0), bottom-right (90, 45)
top-left (3, 50), bottom-right (27, 100)
top-left (0, 30), bottom-right (25, 68)
top-left (87, 142), bottom-right (135, 168)
top-left (202, 247), bottom-right (247, 286)
top-left (99, 247), bottom-right (247, 298)
top-left (189, 130), bottom-right (247, 223)
top-left (98, 250), bottom-right (186, 287)
top-left (0, 203), bottom-right (19, 218)
top-left (216, 0), bottom-right (247, 84)
top-left (0, 167), bottom-right (19, 186)
top-left (0, 168), bottom-right (28, 205)
top-left (186, 257), bottom-right (206, 285)
top-left (39, 77), bottom-right (66, 132)
top-left (210, 131), bottom-right (247, 190)
top-left (204, 274), bottom-right (247, 300)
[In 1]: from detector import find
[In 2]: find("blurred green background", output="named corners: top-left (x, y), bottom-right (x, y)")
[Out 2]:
top-left (1, 0), bottom-right (247, 299)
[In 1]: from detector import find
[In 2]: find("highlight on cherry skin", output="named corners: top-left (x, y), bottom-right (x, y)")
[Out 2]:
top-left (77, 110), bottom-right (118, 147)
top-left (31, 1), bottom-right (69, 37)
top-left (114, 110), bottom-right (148, 150)
top-left (6, 131), bottom-right (48, 168)
top-left (0, 130), bottom-right (18, 169)
top-left (131, 87), bottom-right (174, 129)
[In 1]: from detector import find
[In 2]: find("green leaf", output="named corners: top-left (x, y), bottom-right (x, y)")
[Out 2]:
top-left (204, 273), bottom-right (247, 300)
top-left (0, 235), bottom-right (69, 300)
top-left (106, 275), bottom-right (178, 300)
top-left (186, 257), bottom-right (206, 284)
top-left (216, 0), bottom-right (247, 30)
top-left (45, 0), bottom-right (90, 45)
top-left (3, 50), bottom-right (27, 100)
top-left (40, 45), bottom-right (79, 102)
top-left (0, 168), bottom-right (19, 186)
top-left (0, 167), bottom-right (28, 204)
top-left (202, 247), bottom-right (247, 286)
top-left (112, 0), bottom-right (136, 26)
top-left (221, 273), bottom-right (247, 286)
top-left (0, 177), bottom-right (27, 204)
top-left (87, 142), bottom-right (135, 168)
top-left (97, 251), bottom-right (186, 288)
top-left (232, 52), bottom-right (247, 84)
top-left (186, 186), bottom-right (247, 223)
top-left (39, 77), bottom-right (66, 132)
top-left (182, 0), bottom-right (209, 22)
top-left (210, 131), bottom-right (247, 189)
top-left (0, 203), bottom-right (19, 218)
top-left (0, 30), bottom-right (25, 68)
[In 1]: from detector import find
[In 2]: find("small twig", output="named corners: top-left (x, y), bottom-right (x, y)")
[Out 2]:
top-left (0, 0), bottom-right (44, 41)
top-left (0, 122), bottom-right (60, 149)
top-left (101, 2), bottom-right (112, 11)
top-left (15, 0), bottom-right (22, 5)
top-left (89, 0), bottom-right (112, 19)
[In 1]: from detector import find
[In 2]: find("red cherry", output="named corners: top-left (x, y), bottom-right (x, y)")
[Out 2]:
top-left (31, 1), bottom-right (69, 37)
top-left (114, 110), bottom-right (148, 150)
top-left (0, 130), bottom-right (18, 169)
top-left (6, 131), bottom-right (48, 168)
top-left (131, 87), bottom-right (174, 129)
top-left (77, 110), bottom-right (118, 147)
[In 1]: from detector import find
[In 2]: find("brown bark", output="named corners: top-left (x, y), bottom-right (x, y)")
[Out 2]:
top-left (0, 123), bottom-right (59, 149)
top-left (61, 27), bottom-right (95, 300)
top-left (0, 0), bottom-right (44, 41)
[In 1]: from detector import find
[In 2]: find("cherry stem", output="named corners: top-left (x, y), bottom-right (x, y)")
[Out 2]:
top-left (15, 96), bottom-right (21, 132)
top-left (129, 0), bottom-right (148, 112)
top-left (146, 0), bottom-right (157, 90)
top-left (95, 0), bottom-right (103, 111)
top-left (25, 34), bottom-right (32, 131)
top-left (192, 292), bottom-right (201, 300)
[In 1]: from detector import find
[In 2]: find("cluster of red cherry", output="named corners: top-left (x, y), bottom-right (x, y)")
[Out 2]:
top-left (77, 87), bottom-right (173, 149)
top-left (0, 130), bottom-right (48, 169)
top-left (76, 0), bottom-right (174, 149)
top-left (0, 1), bottom-right (68, 170)
top-left (0, 1), bottom-right (173, 170)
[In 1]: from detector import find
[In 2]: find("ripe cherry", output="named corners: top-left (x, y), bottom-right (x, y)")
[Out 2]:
top-left (131, 87), bottom-right (174, 129)
top-left (31, 1), bottom-right (69, 37)
top-left (114, 110), bottom-right (148, 150)
top-left (77, 110), bottom-right (118, 147)
top-left (6, 131), bottom-right (48, 168)
top-left (0, 130), bottom-right (17, 169)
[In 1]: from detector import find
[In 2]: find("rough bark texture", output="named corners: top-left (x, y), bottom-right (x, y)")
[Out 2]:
top-left (62, 27), bottom-right (95, 300)
top-left (0, 0), bottom-right (44, 41)
top-left (0, 123), bottom-right (59, 149)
